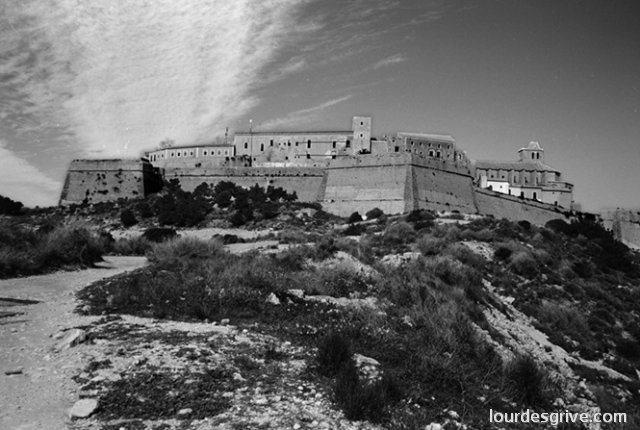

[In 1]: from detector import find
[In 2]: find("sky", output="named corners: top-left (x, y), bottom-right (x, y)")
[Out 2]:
top-left (1, 0), bottom-right (639, 211)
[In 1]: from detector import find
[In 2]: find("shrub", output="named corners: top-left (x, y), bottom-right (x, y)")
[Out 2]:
top-left (343, 223), bottom-right (367, 236)
top-left (382, 221), bottom-right (416, 246)
top-left (112, 236), bottom-right (151, 255)
top-left (317, 332), bottom-right (352, 376)
top-left (141, 228), bottom-right (177, 243)
top-left (0, 195), bottom-right (23, 215)
top-left (509, 251), bottom-right (538, 278)
top-left (444, 243), bottom-right (486, 269)
top-left (334, 360), bottom-right (400, 423)
top-left (347, 212), bottom-right (363, 224)
top-left (365, 207), bottom-right (384, 220)
top-left (505, 354), bottom-right (554, 407)
top-left (416, 235), bottom-right (446, 256)
top-left (494, 245), bottom-right (513, 261)
top-left (120, 209), bottom-right (138, 227)
top-left (518, 220), bottom-right (532, 231)
top-left (37, 226), bottom-right (105, 269)
top-left (146, 237), bottom-right (224, 268)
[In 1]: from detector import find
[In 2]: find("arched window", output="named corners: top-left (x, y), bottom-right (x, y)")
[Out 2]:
top-left (260, 143), bottom-right (264, 151)
top-left (428, 150), bottom-right (434, 157)
top-left (531, 153), bottom-right (535, 159)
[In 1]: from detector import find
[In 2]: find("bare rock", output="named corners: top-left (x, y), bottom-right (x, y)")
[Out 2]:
top-left (68, 398), bottom-right (98, 418)
top-left (177, 408), bottom-right (192, 416)
top-left (425, 424), bottom-right (442, 430)
top-left (265, 292), bottom-right (280, 305)
top-left (54, 328), bottom-right (87, 352)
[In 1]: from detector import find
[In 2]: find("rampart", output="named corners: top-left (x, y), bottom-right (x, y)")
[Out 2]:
top-left (475, 188), bottom-right (570, 225)
top-left (59, 154), bottom-right (573, 227)
top-left (59, 159), bottom-right (161, 205)
top-left (601, 209), bottom-right (640, 249)
top-left (162, 166), bottom-right (327, 202)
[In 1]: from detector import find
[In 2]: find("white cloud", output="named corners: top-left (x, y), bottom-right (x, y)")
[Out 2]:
top-left (1, 0), bottom-right (310, 156)
top-left (259, 95), bottom-right (353, 130)
top-left (373, 54), bottom-right (406, 70)
top-left (0, 141), bottom-right (61, 207)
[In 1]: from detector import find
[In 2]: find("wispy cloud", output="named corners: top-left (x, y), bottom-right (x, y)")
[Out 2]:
top-left (0, 140), bottom-right (61, 207)
top-left (259, 95), bottom-right (353, 130)
top-left (373, 54), bottom-right (406, 70)
top-left (0, 0), bottom-right (310, 156)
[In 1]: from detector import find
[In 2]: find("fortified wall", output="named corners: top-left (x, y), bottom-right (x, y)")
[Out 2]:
top-left (601, 209), bottom-right (640, 249)
top-left (59, 116), bottom-right (576, 226)
top-left (59, 159), bottom-right (161, 205)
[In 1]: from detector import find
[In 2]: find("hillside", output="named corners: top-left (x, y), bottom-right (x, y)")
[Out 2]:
top-left (55, 208), bottom-right (640, 429)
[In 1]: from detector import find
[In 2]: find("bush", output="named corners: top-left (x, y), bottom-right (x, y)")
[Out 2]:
top-left (112, 236), bottom-right (151, 255)
top-left (365, 207), bottom-right (384, 220)
top-left (317, 332), bottom-right (352, 376)
top-left (141, 228), bottom-right (177, 243)
top-left (36, 226), bottom-right (105, 269)
top-left (494, 245), bottom-right (513, 261)
top-left (0, 195), bottom-right (23, 215)
top-left (509, 251), bottom-right (538, 278)
top-left (504, 354), bottom-right (554, 407)
top-left (120, 209), bottom-right (138, 227)
top-left (416, 235), bottom-right (446, 256)
top-left (146, 237), bottom-right (224, 268)
top-left (382, 221), bottom-right (416, 246)
top-left (347, 212), bottom-right (363, 224)
top-left (334, 360), bottom-right (400, 423)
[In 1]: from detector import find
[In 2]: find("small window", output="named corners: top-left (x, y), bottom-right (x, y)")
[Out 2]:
top-left (346, 140), bottom-right (350, 148)
top-left (244, 142), bottom-right (248, 149)
top-left (306, 153), bottom-right (310, 159)
top-left (332, 141), bottom-right (336, 149)
top-left (436, 151), bottom-right (441, 158)
top-left (260, 143), bottom-right (264, 151)
top-left (533, 192), bottom-right (538, 200)
top-left (224, 150), bottom-right (228, 156)
top-left (177, 152), bottom-right (181, 157)
top-left (394, 146), bottom-right (399, 152)
top-left (203, 151), bottom-right (207, 156)
top-left (190, 151), bottom-right (193, 156)
top-left (360, 121), bottom-right (364, 126)
top-left (428, 150), bottom-right (434, 157)
top-left (531, 153), bottom-right (535, 159)
top-left (270, 139), bottom-right (274, 146)
top-left (307, 139), bottom-right (311, 149)
top-left (332, 153), bottom-right (337, 159)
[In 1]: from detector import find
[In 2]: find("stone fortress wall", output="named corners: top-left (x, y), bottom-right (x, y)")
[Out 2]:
top-left (601, 209), bottom-right (640, 249)
top-left (59, 115), bottom-right (577, 226)
top-left (59, 159), bottom-right (161, 205)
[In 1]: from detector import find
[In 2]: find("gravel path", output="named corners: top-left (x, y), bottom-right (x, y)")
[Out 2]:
top-left (0, 257), bottom-right (147, 430)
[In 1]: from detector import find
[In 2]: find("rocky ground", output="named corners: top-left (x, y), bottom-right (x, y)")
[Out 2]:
top-left (0, 257), bottom-right (146, 430)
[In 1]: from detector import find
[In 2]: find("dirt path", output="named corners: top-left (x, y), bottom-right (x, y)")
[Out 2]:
top-left (0, 257), bottom-right (147, 430)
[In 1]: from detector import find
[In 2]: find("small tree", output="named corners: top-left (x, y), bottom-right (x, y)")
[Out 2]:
top-left (120, 209), bottom-right (138, 227)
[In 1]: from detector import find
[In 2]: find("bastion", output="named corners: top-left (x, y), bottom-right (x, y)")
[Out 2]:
top-left (59, 116), bottom-right (576, 226)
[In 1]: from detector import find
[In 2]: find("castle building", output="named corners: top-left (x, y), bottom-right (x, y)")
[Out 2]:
top-left (60, 115), bottom-right (577, 226)
top-left (473, 141), bottom-right (573, 208)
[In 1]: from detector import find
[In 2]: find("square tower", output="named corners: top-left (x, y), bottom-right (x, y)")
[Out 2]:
top-left (352, 116), bottom-right (372, 153)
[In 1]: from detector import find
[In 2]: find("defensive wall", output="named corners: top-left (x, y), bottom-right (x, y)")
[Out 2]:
top-left (475, 188), bottom-right (571, 225)
top-left (59, 153), bottom-right (574, 226)
top-left (59, 159), bottom-right (161, 205)
top-left (601, 209), bottom-right (640, 249)
top-left (321, 153), bottom-right (477, 216)
top-left (162, 166), bottom-right (326, 202)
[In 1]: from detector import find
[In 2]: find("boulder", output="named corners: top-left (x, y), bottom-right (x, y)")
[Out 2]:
top-left (54, 328), bottom-right (87, 352)
top-left (68, 398), bottom-right (98, 418)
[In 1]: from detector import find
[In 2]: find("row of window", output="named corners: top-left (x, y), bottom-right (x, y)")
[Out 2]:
top-left (408, 140), bottom-right (450, 150)
top-left (148, 148), bottom-right (231, 162)
top-left (243, 140), bottom-right (350, 151)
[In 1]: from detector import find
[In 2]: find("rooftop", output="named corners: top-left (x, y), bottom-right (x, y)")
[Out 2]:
top-left (474, 160), bottom-right (559, 172)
